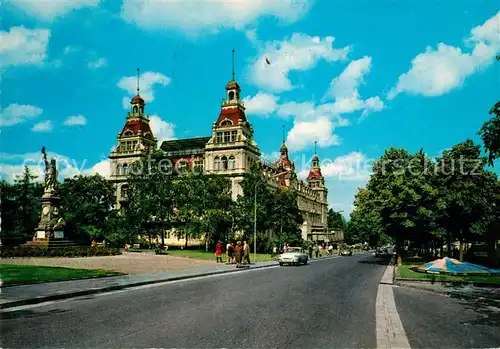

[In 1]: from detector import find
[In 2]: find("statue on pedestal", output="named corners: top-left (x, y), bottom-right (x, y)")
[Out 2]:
top-left (28, 146), bottom-right (67, 246)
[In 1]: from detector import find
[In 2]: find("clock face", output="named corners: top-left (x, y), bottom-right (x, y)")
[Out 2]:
top-left (42, 206), bottom-right (50, 215)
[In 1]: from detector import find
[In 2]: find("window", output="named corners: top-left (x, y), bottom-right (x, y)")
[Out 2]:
top-left (221, 156), bottom-right (228, 170)
top-left (221, 120), bottom-right (233, 126)
top-left (229, 91), bottom-right (235, 100)
top-left (223, 131), bottom-right (231, 143)
top-left (228, 156), bottom-right (236, 170)
top-left (116, 164), bottom-right (122, 176)
top-left (214, 157), bottom-right (220, 170)
top-left (124, 130), bottom-right (133, 136)
top-left (133, 106), bottom-right (138, 113)
top-left (231, 130), bottom-right (237, 142)
top-left (216, 133), bottom-right (223, 143)
top-left (194, 159), bottom-right (203, 169)
top-left (122, 163), bottom-right (129, 176)
top-left (121, 184), bottom-right (129, 199)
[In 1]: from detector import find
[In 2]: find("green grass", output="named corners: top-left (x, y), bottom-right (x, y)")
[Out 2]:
top-left (0, 264), bottom-right (123, 287)
top-left (398, 264), bottom-right (500, 285)
top-left (166, 249), bottom-right (275, 262)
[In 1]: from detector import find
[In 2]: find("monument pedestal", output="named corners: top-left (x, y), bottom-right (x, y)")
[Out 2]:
top-left (26, 191), bottom-right (74, 248)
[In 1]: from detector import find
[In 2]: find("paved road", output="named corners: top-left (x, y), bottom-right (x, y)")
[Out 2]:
top-left (394, 286), bottom-right (500, 349)
top-left (1, 253), bottom-right (386, 348)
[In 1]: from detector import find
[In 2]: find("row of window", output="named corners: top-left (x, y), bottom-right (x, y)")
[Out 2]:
top-left (215, 131), bottom-right (238, 143)
top-left (120, 141), bottom-right (138, 152)
top-left (116, 159), bottom-right (204, 176)
top-left (213, 156), bottom-right (236, 170)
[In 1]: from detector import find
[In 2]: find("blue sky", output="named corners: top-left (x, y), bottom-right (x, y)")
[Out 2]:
top-left (1, 0), bottom-right (499, 217)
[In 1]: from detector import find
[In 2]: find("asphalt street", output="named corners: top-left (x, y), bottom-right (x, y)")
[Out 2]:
top-left (1, 253), bottom-right (386, 348)
top-left (394, 285), bottom-right (500, 349)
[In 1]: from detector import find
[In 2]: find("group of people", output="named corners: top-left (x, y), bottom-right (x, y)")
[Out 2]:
top-left (215, 240), bottom-right (251, 265)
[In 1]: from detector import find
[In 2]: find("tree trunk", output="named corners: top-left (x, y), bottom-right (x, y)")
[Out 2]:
top-left (446, 232), bottom-right (451, 257)
top-left (459, 227), bottom-right (464, 262)
top-left (161, 228), bottom-right (165, 248)
top-left (185, 231), bottom-right (188, 249)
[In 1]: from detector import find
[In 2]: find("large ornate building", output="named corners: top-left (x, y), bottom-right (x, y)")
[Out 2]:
top-left (108, 71), bottom-right (329, 245)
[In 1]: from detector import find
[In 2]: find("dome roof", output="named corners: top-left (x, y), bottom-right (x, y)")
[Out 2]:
top-left (225, 80), bottom-right (241, 90)
top-left (131, 94), bottom-right (145, 104)
top-left (312, 154), bottom-right (319, 162)
top-left (280, 143), bottom-right (288, 152)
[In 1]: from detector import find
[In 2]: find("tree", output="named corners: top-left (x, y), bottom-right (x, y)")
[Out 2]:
top-left (59, 174), bottom-right (117, 243)
top-left (435, 140), bottom-right (497, 260)
top-left (269, 187), bottom-right (303, 247)
top-left (327, 209), bottom-right (347, 231)
top-left (0, 167), bottom-right (43, 246)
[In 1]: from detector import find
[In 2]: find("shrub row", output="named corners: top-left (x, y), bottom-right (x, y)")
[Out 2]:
top-left (0, 246), bottom-right (122, 258)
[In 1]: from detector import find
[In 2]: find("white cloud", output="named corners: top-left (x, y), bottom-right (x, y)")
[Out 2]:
top-left (287, 117), bottom-right (340, 151)
top-left (120, 0), bottom-right (310, 35)
top-left (87, 57), bottom-right (107, 69)
top-left (149, 115), bottom-right (176, 142)
top-left (323, 56), bottom-right (385, 119)
top-left (118, 71), bottom-right (170, 109)
top-left (243, 92), bottom-right (280, 116)
top-left (388, 11), bottom-right (500, 99)
top-left (262, 151), bottom-right (281, 162)
top-left (0, 104), bottom-right (43, 127)
top-left (0, 26), bottom-right (50, 68)
top-left (0, 151), bottom-right (109, 182)
top-left (31, 120), bottom-right (53, 132)
top-left (8, 0), bottom-right (100, 21)
top-left (299, 152), bottom-right (371, 181)
top-left (250, 33), bottom-right (350, 92)
top-left (64, 115), bottom-right (87, 126)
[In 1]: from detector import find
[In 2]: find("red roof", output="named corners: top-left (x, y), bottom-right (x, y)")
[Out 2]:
top-left (307, 168), bottom-right (323, 180)
top-left (120, 119), bottom-right (153, 137)
top-left (215, 107), bottom-right (247, 127)
top-left (274, 157), bottom-right (291, 167)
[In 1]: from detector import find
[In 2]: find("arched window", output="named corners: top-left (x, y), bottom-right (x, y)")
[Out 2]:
top-left (121, 184), bottom-right (129, 199)
top-left (221, 156), bottom-right (228, 170)
top-left (122, 163), bottom-right (129, 176)
top-left (228, 156), bottom-right (236, 170)
top-left (221, 119), bottom-right (233, 126)
top-left (124, 130), bottom-right (133, 136)
top-left (229, 91), bottom-right (235, 100)
top-left (116, 164), bottom-right (122, 176)
top-left (133, 106), bottom-right (138, 113)
top-left (214, 157), bottom-right (220, 170)
top-left (140, 106), bottom-right (144, 114)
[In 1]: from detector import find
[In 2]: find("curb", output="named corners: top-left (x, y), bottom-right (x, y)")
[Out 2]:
top-left (0, 262), bottom-right (279, 310)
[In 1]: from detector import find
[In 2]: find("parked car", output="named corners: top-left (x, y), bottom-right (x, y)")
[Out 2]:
top-left (279, 247), bottom-right (308, 266)
top-left (375, 248), bottom-right (389, 257)
top-left (340, 249), bottom-right (353, 256)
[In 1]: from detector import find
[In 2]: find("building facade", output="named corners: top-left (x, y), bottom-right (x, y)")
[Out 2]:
top-left (109, 76), bottom-right (329, 245)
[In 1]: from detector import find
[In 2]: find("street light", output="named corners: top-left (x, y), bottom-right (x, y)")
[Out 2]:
top-left (254, 171), bottom-right (288, 264)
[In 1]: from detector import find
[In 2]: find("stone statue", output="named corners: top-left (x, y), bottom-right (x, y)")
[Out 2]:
top-left (42, 146), bottom-right (57, 193)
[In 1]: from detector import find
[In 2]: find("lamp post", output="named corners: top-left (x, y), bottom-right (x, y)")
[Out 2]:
top-left (254, 171), bottom-right (288, 264)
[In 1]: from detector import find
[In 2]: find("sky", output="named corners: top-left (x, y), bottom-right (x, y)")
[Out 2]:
top-left (1, 0), bottom-right (499, 217)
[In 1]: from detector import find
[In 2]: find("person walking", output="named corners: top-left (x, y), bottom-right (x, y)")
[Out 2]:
top-left (308, 244), bottom-right (313, 259)
top-left (243, 241), bottom-right (251, 264)
top-left (234, 241), bottom-right (243, 264)
top-left (315, 245), bottom-right (319, 258)
top-left (215, 241), bottom-right (223, 263)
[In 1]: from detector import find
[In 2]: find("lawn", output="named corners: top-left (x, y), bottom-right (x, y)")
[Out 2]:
top-left (166, 249), bottom-right (275, 262)
top-left (398, 264), bottom-right (500, 285)
top-left (0, 264), bottom-right (123, 287)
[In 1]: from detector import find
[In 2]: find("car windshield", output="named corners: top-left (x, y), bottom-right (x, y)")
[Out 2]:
top-left (284, 247), bottom-right (302, 253)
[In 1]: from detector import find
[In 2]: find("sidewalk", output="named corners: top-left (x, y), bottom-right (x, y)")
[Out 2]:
top-left (0, 260), bottom-right (278, 310)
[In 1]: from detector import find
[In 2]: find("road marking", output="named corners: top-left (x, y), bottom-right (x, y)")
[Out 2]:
top-left (2, 257), bottom-right (343, 312)
top-left (376, 265), bottom-right (411, 349)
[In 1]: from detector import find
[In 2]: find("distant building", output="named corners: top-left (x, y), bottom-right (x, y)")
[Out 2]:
top-left (108, 69), bottom-right (328, 246)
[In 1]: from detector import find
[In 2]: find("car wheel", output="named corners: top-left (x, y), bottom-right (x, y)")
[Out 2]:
top-left (303, 259), bottom-right (308, 265)
top-left (279, 262), bottom-right (283, 266)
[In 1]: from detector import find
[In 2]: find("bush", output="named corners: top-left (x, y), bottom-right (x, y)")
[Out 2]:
top-left (0, 246), bottom-right (122, 258)
top-left (155, 248), bottom-right (168, 255)
top-left (128, 248), bottom-right (143, 253)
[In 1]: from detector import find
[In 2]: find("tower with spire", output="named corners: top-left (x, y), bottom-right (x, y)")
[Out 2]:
top-left (273, 125), bottom-right (296, 186)
top-left (205, 49), bottom-right (260, 200)
top-left (109, 68), bottom-right (157, 207)
top-left (306, 141), bottom-right (328, 203)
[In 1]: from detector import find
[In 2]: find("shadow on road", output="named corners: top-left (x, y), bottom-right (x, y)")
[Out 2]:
top-left (450, 289), bottom-right (500, 327)
top-left (358, 257), bottom-right (392, 265)
top-left (0, 308), bottom-right (70, 320)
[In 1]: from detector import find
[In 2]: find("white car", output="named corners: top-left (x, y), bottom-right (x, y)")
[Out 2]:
top-left (279, 247), bottom-right (308, 266)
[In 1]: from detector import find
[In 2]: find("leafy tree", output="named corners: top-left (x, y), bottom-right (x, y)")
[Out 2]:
top-left (328, 209), bottom-right (347, 231)
top-left (348, 188), bottom-right (384, 246)
top-left (269, 187), bottom-right (303, 247)
top-left (59, 174), bottom-right (116, 243)
top-left (478, 101), bottom-right (500, 166)
top-left (0, 167), bottom-right (43, 246)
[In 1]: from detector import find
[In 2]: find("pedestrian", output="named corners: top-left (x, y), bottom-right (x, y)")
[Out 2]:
top-left (308, 245), bottom-right (313, 259)
top-left (315, 245), bottom-right (319, 258)
top-left (215, 241), bottom-right (223, 263)
top-left (234, 241), bottom-right (243, 264)
top-left (272, 245), bottom-right (278, 258)
top-left (243, 241), bottom-right (250, 264)
top-left (328, 245), bottom-right (333, 256)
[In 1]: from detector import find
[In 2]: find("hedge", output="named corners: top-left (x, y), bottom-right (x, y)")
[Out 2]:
top-left (0, 246), bottom-right (122, 258)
